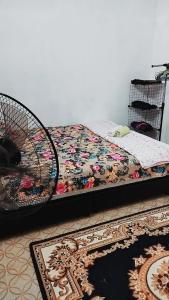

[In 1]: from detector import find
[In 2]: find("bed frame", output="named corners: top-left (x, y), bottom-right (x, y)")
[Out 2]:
top-left (0, 174), bottom-right (169, 238)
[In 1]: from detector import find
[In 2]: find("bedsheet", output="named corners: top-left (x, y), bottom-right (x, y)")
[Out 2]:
top-left (3, 124), bottom-right (169, 208)
top-left (35, 124), bottom-right (169, 196)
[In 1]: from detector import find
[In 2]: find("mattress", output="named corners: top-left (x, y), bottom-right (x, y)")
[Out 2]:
top-left (33, 125), bottom-right (169, 195)
top-left (2, 124), bottom-right (169, 209)
top-left (52, 124), bottom-right (169, 195)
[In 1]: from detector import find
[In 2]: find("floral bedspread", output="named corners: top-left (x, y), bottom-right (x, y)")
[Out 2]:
top-left (6, 124), bottom-right (169, 207)
top-left (47, 124), bottom-right (169, 196)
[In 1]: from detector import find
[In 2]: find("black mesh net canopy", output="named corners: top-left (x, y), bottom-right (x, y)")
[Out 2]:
top-left (0, 94), bottom-right (59, 217)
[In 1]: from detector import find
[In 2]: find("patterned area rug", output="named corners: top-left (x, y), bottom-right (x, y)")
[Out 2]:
top-left (30, 205), bottom-right (169, 300)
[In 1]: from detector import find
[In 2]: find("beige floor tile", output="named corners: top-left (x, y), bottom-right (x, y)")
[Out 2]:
top-left (0, 194), bottom-right (168, 299)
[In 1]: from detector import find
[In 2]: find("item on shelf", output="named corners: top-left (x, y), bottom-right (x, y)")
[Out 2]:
top-left (131, 121), bottom-right (153, 132)
top-left (113, 126), bottom-right (130, 137)
top-left (156, 69), bottom-right (169, 80)
top-left (155, 64), bottom-right (169, 81)
top-left (131, 79), bottom-right (161, 85)
top-left (131, 101), bottom-right (157, 110)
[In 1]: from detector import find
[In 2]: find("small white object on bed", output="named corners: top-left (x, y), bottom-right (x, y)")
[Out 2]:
top-left (84, 120), bottom-right (169, 169)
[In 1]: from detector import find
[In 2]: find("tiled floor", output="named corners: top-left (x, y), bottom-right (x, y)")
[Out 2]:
top-left (0, 195), bottom-right (169, 300)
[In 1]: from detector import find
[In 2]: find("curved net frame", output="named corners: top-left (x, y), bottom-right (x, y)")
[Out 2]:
top-left (0, 93), bottom-right (59, 216)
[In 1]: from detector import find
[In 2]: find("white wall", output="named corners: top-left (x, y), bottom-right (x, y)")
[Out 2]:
top-left (151, 0), bottom-right (169, 143)
top-left (0, 0), bottom-right (156, 126)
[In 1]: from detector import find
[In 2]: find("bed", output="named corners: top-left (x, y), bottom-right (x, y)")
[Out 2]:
top-left (20, 122), bottom-right (169, 198)
top-left (1, 121), bottom-right (169, 235)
